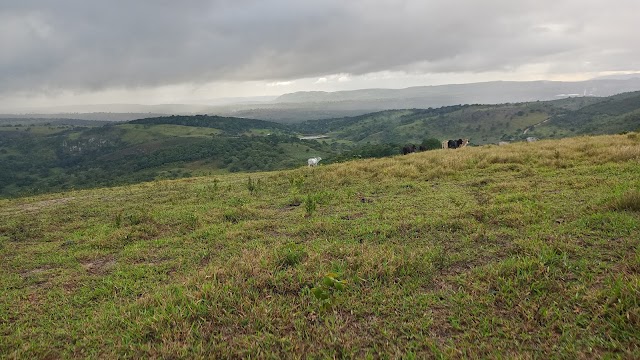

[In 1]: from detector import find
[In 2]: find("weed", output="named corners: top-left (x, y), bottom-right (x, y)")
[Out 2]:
top-left (311, 272), bottom-right (346, 311)
top-left (304, 193), bottom-right (318, 217)
top-left (114, 211), bottom-right (123, 227)
top-left (247, 176), bottom-right (257, 194)
top-left (611, 190), bottom-right (640, 212)
top-left (184, 213), bottom-right (199, 230)
top-left (222, 207), bottom-right (254, 223)
top-left (288, 174), bottom-right (305, 190)
top-left (275, 243), bottom-right (307, 270)
top-left (125, 211), bottom-right (152, 226)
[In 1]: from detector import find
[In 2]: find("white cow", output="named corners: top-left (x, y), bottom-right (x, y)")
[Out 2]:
top-left (307, 157), bottom-right (322, 167)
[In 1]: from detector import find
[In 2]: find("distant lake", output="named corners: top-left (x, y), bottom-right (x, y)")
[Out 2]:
top-left (299, 135), bottom-right (329, 140)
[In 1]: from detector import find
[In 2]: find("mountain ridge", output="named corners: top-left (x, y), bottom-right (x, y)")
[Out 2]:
top-left (4, 78), bottom-right (640, 123)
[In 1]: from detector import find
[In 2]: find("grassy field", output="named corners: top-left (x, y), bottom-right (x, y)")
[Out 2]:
top-left (1, 133), bottom-right (639, 358)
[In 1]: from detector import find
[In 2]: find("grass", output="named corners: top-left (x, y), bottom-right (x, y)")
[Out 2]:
top-left (117, 124), bottom-right (222, 143)
top-left (1, 133), bottom-right (639, 358)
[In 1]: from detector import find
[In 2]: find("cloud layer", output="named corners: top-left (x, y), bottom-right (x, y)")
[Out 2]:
top-left (1, 0), bottom-right (639, 97)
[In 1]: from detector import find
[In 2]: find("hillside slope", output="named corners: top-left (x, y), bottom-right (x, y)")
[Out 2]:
top-left (275, 79), bottom-right (640, 104)
top-left (293, 92), bottom-right (640, 145)
top-left (528, 91), bottom-right (640, 138)
top-left (1, 133), bottom-right (639, 358)
top-left (0, 116), bottom-right (333, 197)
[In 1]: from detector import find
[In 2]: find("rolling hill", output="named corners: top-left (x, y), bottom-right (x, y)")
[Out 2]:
top-left (293, 92), bottom-right (640, 145)
top-left (1, 133), bottom-right (639, 357)
top-left (0, 116), bottom-right (334, 198)
top-left (223, 78), bottom-right (640, 121)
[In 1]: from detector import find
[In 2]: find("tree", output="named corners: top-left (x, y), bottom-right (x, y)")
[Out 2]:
top-left (420, 138), bottom-right (442, 150)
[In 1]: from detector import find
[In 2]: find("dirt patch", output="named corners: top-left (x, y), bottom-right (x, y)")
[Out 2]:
top-left (20, 266), bottom-right (53, 278)
top-left (12, 197), bottom-right (76, 213)
top-left (81, 256), bottom-right (116, 275)
top-left (19, 266), bottom-right (55, 288)
top-left (341, 212), bottom-right (364, 220)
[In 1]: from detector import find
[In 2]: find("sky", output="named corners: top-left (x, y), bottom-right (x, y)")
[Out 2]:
top-left (1, 0), bottom-right (640, 111)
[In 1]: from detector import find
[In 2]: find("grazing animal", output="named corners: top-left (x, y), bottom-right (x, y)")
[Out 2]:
top-left (526, 137), bottom-right (538, 142)
top-left (442, 138), bottom-right (469, 149)
top-left (402, 144), bottom-right (417, 155)
top-left (307, 157), bottom-right (322, 167)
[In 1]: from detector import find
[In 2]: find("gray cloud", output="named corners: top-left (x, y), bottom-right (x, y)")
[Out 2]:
top-left (1, 0), bottom-right (639, 95)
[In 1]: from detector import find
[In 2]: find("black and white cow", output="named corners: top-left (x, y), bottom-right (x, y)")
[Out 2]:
top-left (441, 138), bottom-right (469, 149)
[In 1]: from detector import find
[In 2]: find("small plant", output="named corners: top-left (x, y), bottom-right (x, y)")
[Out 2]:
top-left (289, 174), bottom-right (305, 189)
top-left (275, 244), bottom-right (307, 270)
top-left (304, 194), bottom-right (317, 217)
top-left (114, 211), bottom-right (123, 227)
top-left (185, 213), bottom-right (199, 230)
top-left (125, 211), bottom-right (150, 226)
top-left (222, 208), bottom-right (253, 223)
top-left (223, 210), bottom-right (242, 224)
top-left (311, 272), bottom-right (346, 311)
top-left (246, 177), bottom-right (257, 195)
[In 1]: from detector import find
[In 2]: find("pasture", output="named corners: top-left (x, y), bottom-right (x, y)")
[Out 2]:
top-left (1, 133), bottom-right (639, 358)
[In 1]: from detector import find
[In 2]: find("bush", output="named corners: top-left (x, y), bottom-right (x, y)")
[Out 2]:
top-left (420, 137), bottom-right (442, 151)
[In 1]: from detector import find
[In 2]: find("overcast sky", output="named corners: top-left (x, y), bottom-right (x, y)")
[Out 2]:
top-left (1, 0), bottom-right (639, 110)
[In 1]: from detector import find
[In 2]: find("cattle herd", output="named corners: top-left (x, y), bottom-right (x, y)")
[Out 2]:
top-left (308, 138), bottom-right (470, 166)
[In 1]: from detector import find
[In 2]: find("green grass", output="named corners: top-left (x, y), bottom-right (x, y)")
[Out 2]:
top-left (117, 124), bottom-right (222, 143)
top-left (0, 126), bottom-right (71, 136)
top-left (1, 133), bottom-right (639, 358)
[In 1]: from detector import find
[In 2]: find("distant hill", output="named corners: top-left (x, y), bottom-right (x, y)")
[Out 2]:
top-left (129, 114), bottom-right (289, 135)
top-left (0, 112), bottom-right (168, 122)
top-left (203, 79), bottom-right (640, 122)
top-left (292, 92), bottom-right (640, 145)
top-left (274, 78), bottom-right (640, 105)
top-left (4, 79), bottom-right (640, 123)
